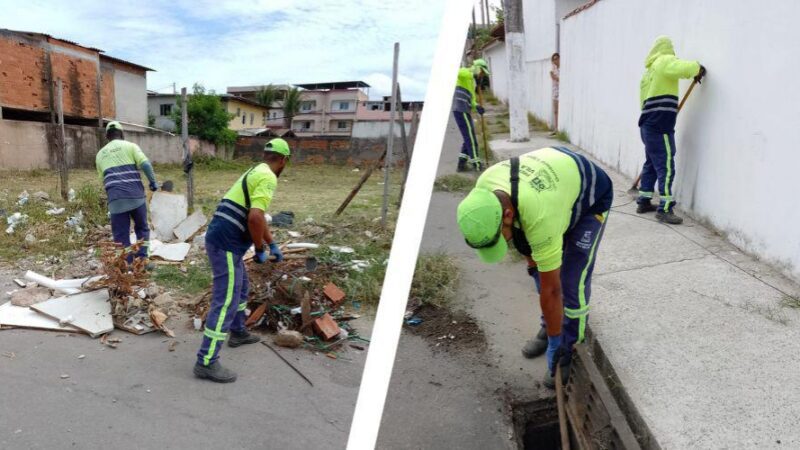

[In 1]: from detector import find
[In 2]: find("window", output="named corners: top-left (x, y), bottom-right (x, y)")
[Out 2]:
top-left (262, 111), bottom-right (267, 125)
top-left (159, 104), bottom-right (172, 116)
top-left (242, 114), bottom-right (246, 124)
top-left (236, 107), bottom-right (241, 116)
top-left (293, 120), bottom-right (312, 131)
top-left (335, 101), bottom-right (350, 111)
top-left (250, 113), bottom-right (254, 125)
top-left (337, 121), bottom-right (349, 130)
top-left (300, 101), bottom-right (316, 112)
top-left (271, 111), bottom-right (278, 119)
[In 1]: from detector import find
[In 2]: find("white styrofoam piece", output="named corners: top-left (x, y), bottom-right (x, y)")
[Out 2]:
top-left (172, 211), bottom-right (207, 242)
top-left (150, 192), bottom-right (187, 242)
top-left (150, 241), bottom-right (191, 261)
top-left (30, 289), bottom-right (113, 338)
top-left (286, 243), bottom-right (319, 249)
top-left (0, 302), bottom-right (81, 333)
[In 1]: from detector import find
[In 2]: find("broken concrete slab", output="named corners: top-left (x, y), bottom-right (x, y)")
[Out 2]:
top-left (10, 287), bottom-right (52, 307)
top-left (150, 192), bottom-right (187, 241)
top-left (172, 211), bottom-right (207, 242)
top-left (0, 302), bottom-right (81, 333)
top-left (117, 312), bottom-right (156, 335)
top-left (312, 313), bottom-right (340, 341)
top-left (30, 289), bottom-right (113, 338)
top-left (149, 240), bottom-right (191, 262)
top-left (274, 330), bottom-right (304, 348)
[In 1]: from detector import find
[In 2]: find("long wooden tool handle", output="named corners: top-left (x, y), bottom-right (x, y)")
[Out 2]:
top-left (678, 78), bottom-right (699, 112)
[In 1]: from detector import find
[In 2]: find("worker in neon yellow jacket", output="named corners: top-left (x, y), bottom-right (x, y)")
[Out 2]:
top-left (453, 66), bottom-right (484, 172)
top-left (636, 36), bottom-right (705, 224)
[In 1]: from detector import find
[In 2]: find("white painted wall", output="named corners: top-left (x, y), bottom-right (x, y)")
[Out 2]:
top-left (483, 42), bottom-right (508, 103)
top-left (114, 69), bottom-right (148, 126)
top-left (522, 0), bottom-right (556, 125)
top-left (560, 0), bottom-right (800, 281)
top-left (351, 121), bottom-right (411, 139)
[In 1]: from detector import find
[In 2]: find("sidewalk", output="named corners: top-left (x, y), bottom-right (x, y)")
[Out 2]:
top-left (380, 112), bottom-right (800, 448)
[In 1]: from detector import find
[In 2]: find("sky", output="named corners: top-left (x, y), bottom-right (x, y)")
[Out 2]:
top-left (0, 0), bottom-right (446, 100)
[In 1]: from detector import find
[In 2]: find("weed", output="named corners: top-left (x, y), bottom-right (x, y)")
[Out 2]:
top-left (484, 90), bottom-right (501, 106)
top-left (526, 112), bottom-right (551, 132)
top-left (152, 262), bottom-right (213, 295)
top-left (554, 130), bottom-right (571, 143)
top-left (780, 295), bottom-right (800, 309)
top-left (410, 253), bottom-right (460, 307)
top-left (434, 174), bottom-right (475, 192)
top-left (190, 154), bottom-right (252, 171)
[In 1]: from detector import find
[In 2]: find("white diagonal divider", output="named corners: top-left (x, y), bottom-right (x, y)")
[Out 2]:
top-left (346, 1), bottom-right (472, 448)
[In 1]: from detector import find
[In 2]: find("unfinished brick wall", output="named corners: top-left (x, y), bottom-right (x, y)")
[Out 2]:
top-left (235, 136), bottom-right (405, 167)
top-left (0, 35), bottom-right (49, 111)
top-left (0, 31), bottom-right (113, 120)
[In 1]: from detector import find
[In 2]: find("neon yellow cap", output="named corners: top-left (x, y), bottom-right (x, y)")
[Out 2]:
top-left (106, 121), bottom-right (123, 132)
top-left (265, 138), bottom-right (291, 157)
top-left (456, 187), bottom-right (506, 263)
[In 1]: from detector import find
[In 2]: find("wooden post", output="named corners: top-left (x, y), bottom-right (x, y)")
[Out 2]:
top-left (395, 87), bottom-right (412, 205)
top-left (335, 148), bottom-right (388, 216)
top-left (55, 80), bottom-right (69, 201)
top-left (381, 43), bottom-right (399, 228)
top-left (181, 87), bottom-right (194, 211)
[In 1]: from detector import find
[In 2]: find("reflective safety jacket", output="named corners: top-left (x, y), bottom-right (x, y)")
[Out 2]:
top-left (95, 140), bottom-right (149, 202)
top-left (205, 163), bottom-right (277, 254)
top-left (452, 67), bottom-right (477, 114)
top-left (639, 36), bottom-right (701, 132)
top-left (475, 147), bottom-right (613, 272)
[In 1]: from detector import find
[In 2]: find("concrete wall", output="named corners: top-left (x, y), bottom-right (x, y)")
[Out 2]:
top-left (236, 135), bottom-right (404, 166)
top-left (351, 121), bottom-right (412, 139)
top-left (0, 118), bottom-right (216, 169)
top-left (559, 0), bottom-right (800, 281)
top-left (483, 42), bottom-right (508, 103)
top-left (113, 67), bottom-right (147, 125)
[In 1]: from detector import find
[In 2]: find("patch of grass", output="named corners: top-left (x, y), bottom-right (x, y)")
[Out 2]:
top-left (410, 253), bottom-right (460, 307)
top-left (780, 295), bottom-right (800, 309)
top-left (484, 90), bottom-right (500, 106)
top-left (152, 262), bottom-right (213, 295)
top-left (554, 130), bottom-right (571, 143)
top-left (527, 112), bottom-right (551, 132)
top-left (434, 174), bottom-right (475, 192)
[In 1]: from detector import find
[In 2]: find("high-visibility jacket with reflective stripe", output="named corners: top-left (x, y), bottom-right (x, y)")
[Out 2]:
top-left (475, 147), bottom-right (612, 272)
top-left (95, 139), bottom-right (148, 202)
top-left (452, 67), bottom-right (477, 113)
top-left (638, 36), bottom-right (700, 132)
top-left (205, 163), bottom-right (277, 254)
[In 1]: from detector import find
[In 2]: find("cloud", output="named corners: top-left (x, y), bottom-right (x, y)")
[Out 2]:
top-left (0, 0), bottom-right (445, 100)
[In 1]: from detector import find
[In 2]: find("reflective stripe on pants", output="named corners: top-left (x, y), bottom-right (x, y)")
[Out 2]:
top-left (196, 243), bottom-right (250, 366)
top-left (453, 111), bottom-right (481, 165)
top-left (638, 126), bottom-right (677, 212)
top-left (531, 211), bottom-right (608, 354)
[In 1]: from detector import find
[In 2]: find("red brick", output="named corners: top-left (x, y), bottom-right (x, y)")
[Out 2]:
top-left (323, 282), bottom-right (346, 306)
top-left (312, 313), bottom-right (340, 341)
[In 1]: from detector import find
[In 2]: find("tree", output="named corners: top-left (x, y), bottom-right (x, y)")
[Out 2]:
top-left (282, 87), bottom-right (303, 128)
top-left (171, 83), bottom-right (236, 147)
top-left (255, 84), bottom-right (279, 108)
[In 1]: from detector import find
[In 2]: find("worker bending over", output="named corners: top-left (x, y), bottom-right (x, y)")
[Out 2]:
top-left (194, 138), bottom-right (290, 383)
top-left (457, 147), bottom-right (613, 388)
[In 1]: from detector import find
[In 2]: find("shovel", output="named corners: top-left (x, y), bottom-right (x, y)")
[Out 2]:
top-left (627, 78), bottom-right (700, 197)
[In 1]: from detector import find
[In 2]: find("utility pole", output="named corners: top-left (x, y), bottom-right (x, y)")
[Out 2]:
top-left (480, 0), bottom-right (486, 26)
top-left (485, 0), bottom-right (492, 26)
top-left (55, 80), bottom-right (69, 200)
top-left (181, 87), bottom-right (194, 211)
top-left (381, 42), bottom-right (399, 228)
top-left (503, 0), bottom-right (530, 141)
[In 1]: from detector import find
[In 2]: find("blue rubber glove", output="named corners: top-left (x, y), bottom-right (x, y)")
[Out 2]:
top-left (149, 181), bottom-right (159, 192)
top-left (254, 246), bottom-right (268, 264)
top-left (269, 242), bottom-right (283, 263)
top-left (546, 335), bottom-right (563, 375)
top-left (476, 105), bottom-right (485, 115)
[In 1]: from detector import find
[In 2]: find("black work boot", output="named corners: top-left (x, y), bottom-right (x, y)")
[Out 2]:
top-left (543, 356), bottom-right (572, 390)
top-left (457, 158), bottom-right (467, 172)
top-left (194, 361), bottom-right (237, 383)
top-left (521, 327), bottom-right (548, 359)
top-left (656, 210), bottom-right (684, 225)
top-left (228, 330), bottom-right (261, 348)
top-left (636, 201), bottom-right (657, 214)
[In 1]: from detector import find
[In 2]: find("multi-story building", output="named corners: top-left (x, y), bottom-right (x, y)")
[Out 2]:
top-left (226, 84), bottom-right (290, 128)
top-left (290, 81), bottom-right (370, 137)
top-left (0, 28), bottom-right (152, 128)
top-left (219, 94), bottom-right (270, 132)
